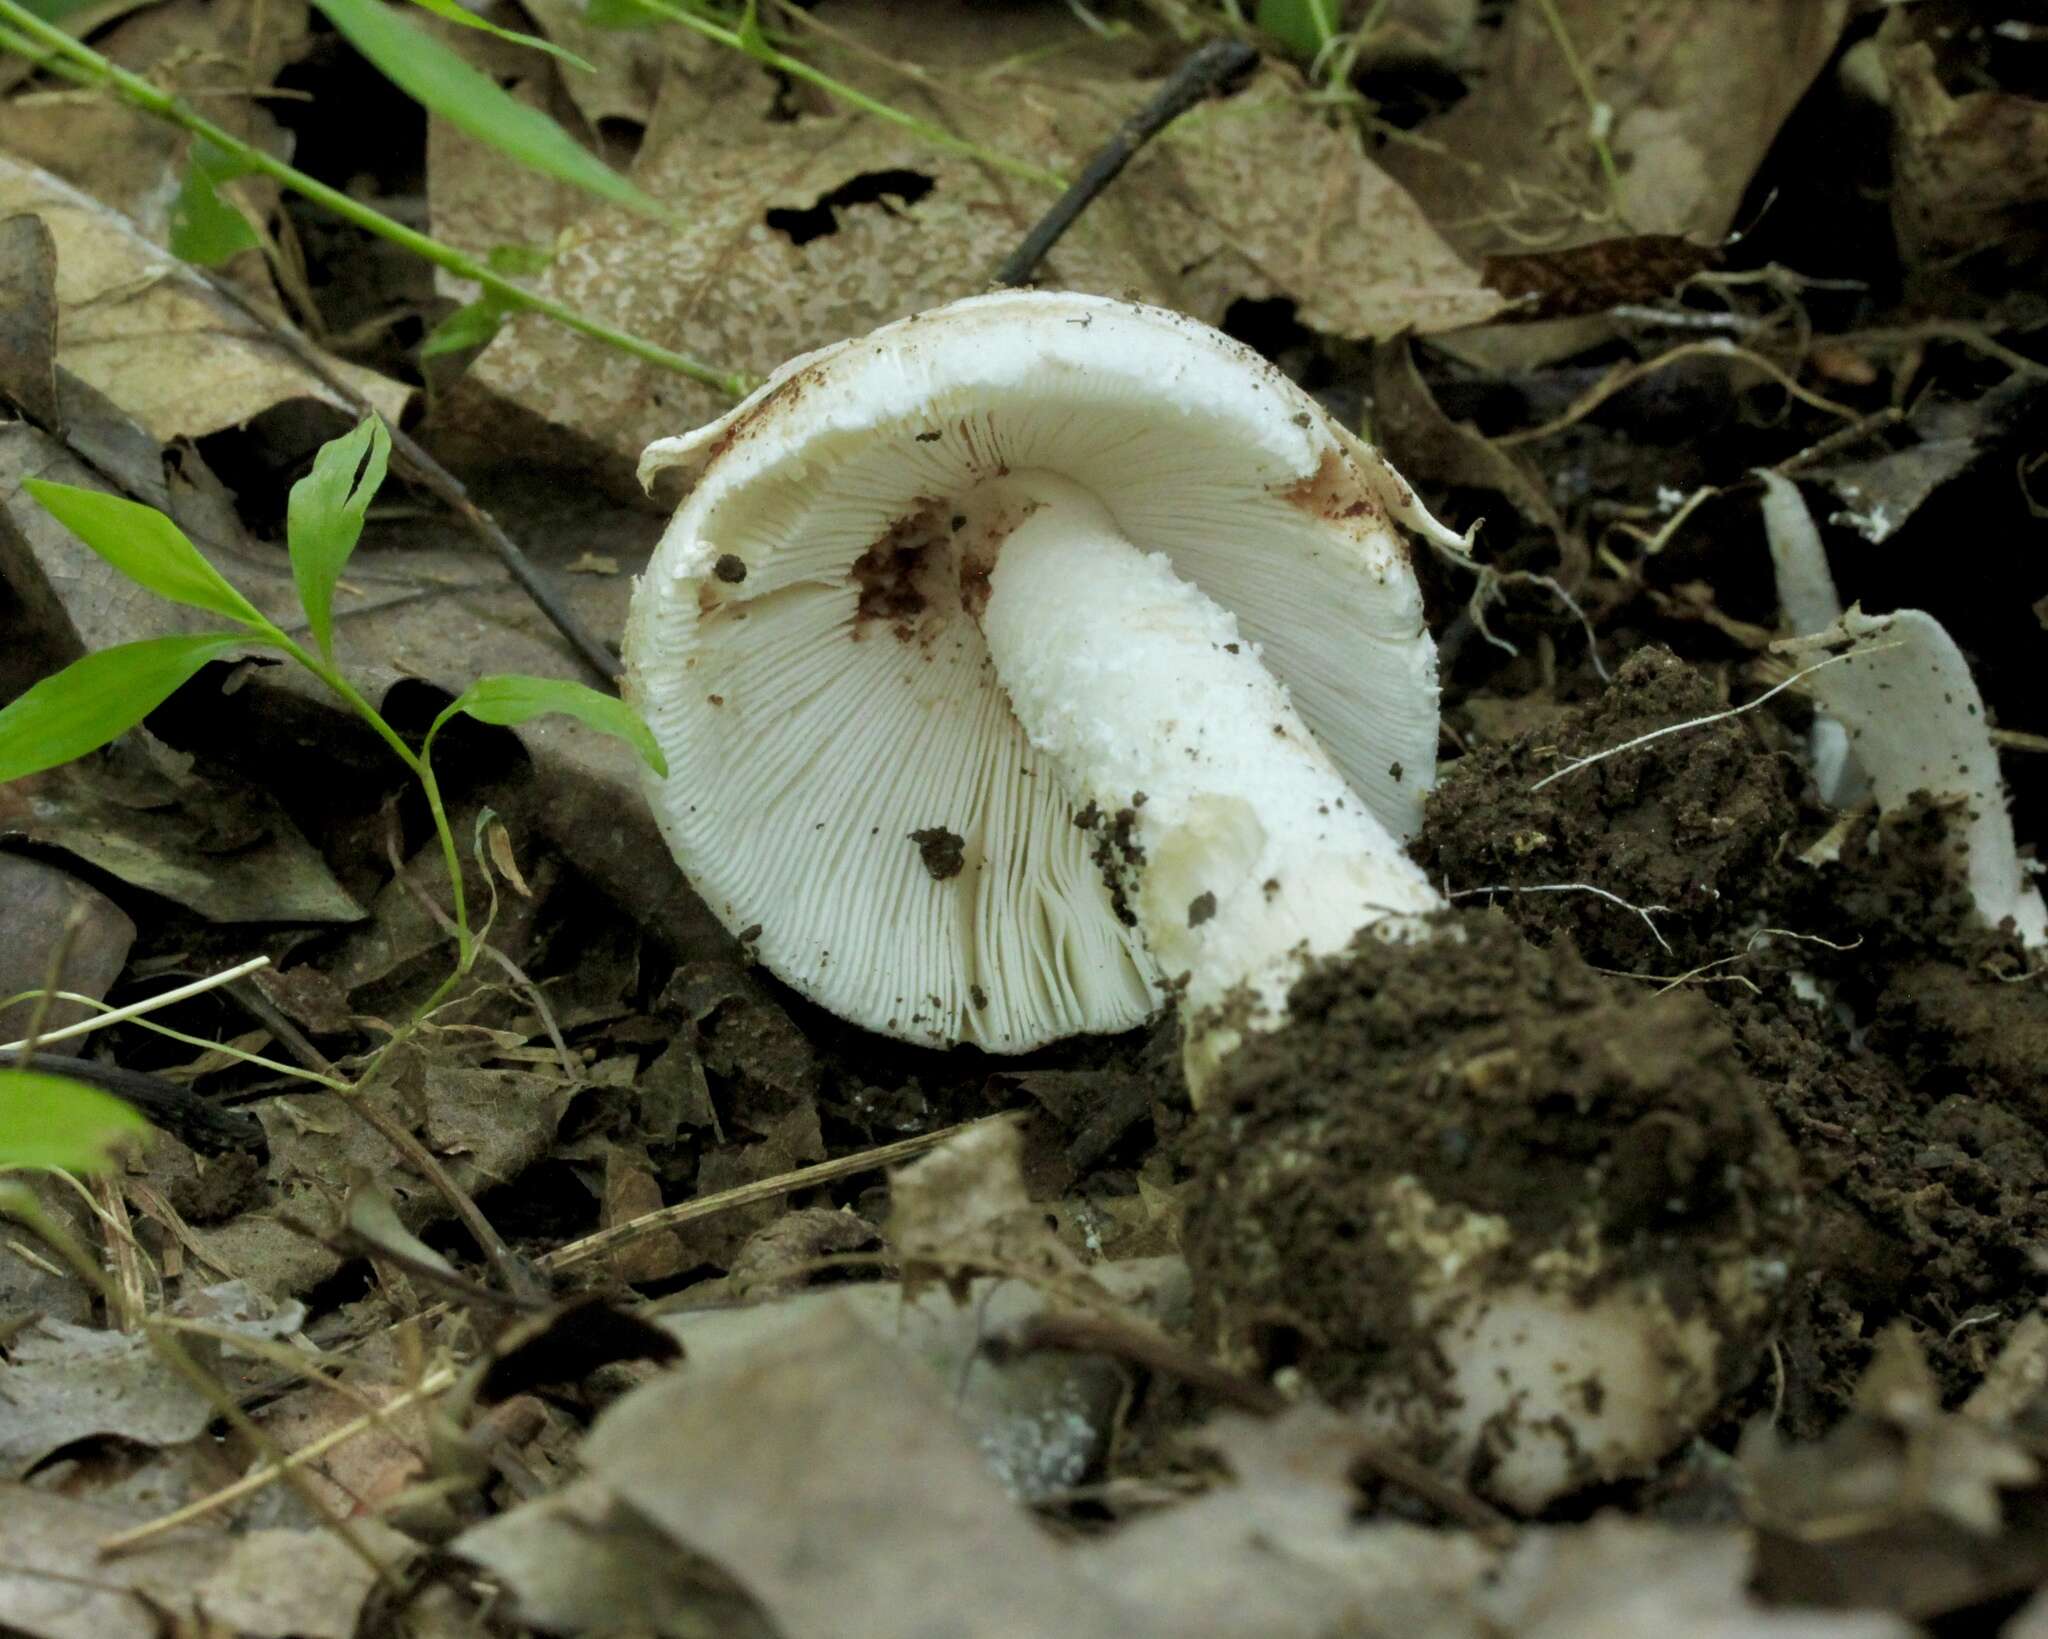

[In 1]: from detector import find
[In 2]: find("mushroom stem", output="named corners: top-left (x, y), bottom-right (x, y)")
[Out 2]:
top-left (974, 473), bottom-right (1442, 1089)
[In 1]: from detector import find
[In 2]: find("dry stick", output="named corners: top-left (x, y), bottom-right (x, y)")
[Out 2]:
top-left (99, 1362), bottom-right (461, 1556)
top-left (0, 955), bottom-right (271, 1054)
top-left (989, 38), bottom-right (1258, 287)
top-left (1493, 339), bottom-right (1861, 449)
top-left (539, 1113), bottom-right (1026, 1275)
top-left (195, 269), bottom-right (621, 686)
top-left (995, 1309), bottom-right (1517, 1546)
top-left (326, 1079), bottom-right (537, 1303)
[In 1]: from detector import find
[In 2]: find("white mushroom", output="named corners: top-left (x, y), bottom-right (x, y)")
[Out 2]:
top-left (625, 292), bottom-right (1798, 1509)
top-left (625, 290), bottom-right (1458, 1055)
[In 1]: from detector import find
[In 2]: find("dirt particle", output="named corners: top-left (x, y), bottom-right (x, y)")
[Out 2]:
top-left (1188, 891), bottom-right (1217, 928)
top-left (1279, 447), bottom-right (1382, 526)
top-left (707, 694), bottom-right (724, 706)
top-left (907, 826), bottom-right (966, 880)
top-left (713, 554), bottom-right (748, 583)
top-left (970, 984), bottom-right (989, 1010)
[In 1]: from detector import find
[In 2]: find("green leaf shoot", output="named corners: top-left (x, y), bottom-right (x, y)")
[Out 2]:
top-left (168, 139), bottom-right (261, 266)
top-left (434, 674), bottom-right (667, 777)
top-left (24, 481), bottom-right (272, 630)
top-left (403, 0), bottom-right (597, 73)
top-left (0, 1069), bottom-right (150, 1174)
top-left (287, 415), bottom-right (393, 661)
top-left (312, 0), bottom-right (672, 223)
top-left (0, 633), bottom-right (250, 783)
top-left (1256, 0), bottom-right (1334, 59)
top-left (421, 292), bottom-right (518, 359)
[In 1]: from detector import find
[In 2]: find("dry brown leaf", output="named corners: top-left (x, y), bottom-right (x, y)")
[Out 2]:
top-left (1074, 1405), bottom-right (1499, 1637)
top-left (887, 1117), bottom-right (1085, 1289)
top-left (0, 1483), bottom-right (409, 1639)
top-left (1378, 0), bottom-right (1851, 260)
top-left (0, 155), bottom-right (408, 442)
top-left (0, 1283), bottom-right (303, 1481)
top-left (0, 0), bottom-right (308, 236)
top-left (426, 40), bottom-right (1495, 488)
top-left (1470, 1518), bottom-right (1913, 1639)
top-left (455, 1475), bottom-right (778, 1639)
top-left (580, 1300), bottom-right (1136, 1639)
top-left (1369, 338), bottom-right (1563, 537)
top-left (1878, 11), bottom-right (2048, 285)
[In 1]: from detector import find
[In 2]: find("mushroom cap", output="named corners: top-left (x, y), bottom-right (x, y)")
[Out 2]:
top-left (624, 291), bottom-right (1456, 1052)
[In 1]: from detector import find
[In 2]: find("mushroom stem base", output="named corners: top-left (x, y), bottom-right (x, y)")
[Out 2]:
top-left (973, 472), bottom-right (1442, 1088)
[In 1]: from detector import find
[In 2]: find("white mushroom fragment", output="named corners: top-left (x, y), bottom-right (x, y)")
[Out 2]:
top-left (625, 292), bottom-right (1800, 1510)
top-left (1758, 470), bottom-right (1864, 808)
top-left (1780, 607), bottom-right (2047, 948)
top-left (625, 290), bottom-right (1458, 1054)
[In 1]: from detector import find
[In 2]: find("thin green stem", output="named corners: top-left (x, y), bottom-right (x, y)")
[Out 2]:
top-left (632, 0), bottom-right (1067, 189)
top-left (266, 633), bottom-right (474, 973)
top-left (0, 0), bottom-right (754, 398)
top-left (1529, 0), bottom-right (1626, 222)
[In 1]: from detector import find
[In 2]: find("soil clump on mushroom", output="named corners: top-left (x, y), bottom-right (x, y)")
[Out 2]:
top-left (1415, 645), bottom-right (2048, 1433)
top-left (1182, 910), bottom-right (1802, 1497)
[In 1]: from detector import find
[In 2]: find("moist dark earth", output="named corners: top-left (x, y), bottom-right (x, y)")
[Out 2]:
top-left (1414, 647), bottom-right (2048, 1442)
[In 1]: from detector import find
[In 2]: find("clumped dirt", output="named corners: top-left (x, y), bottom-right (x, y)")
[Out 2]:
top-left (1182, 911), bottom-right (1801, 1473)
top-left (1419, 646), bottom-right (1796, 974)
top-left (1413, 648), bottom-right (2048, 1430)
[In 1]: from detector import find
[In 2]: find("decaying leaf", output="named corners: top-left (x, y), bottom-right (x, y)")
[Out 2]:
top-left (570, 1302), bottom-right (1137, 1638)
top-left (1745, 1328), bottom-right (2048, 1622)
top-left (0, 756), bottom-right (365, 926)
top-left (1878, 8), bottom-right (2048, 286)
top-left (0, 1281), bottom-right (303, 1479)
top-left (0, 157), bottom-right (408, 444)
top-left (426, 28), bottom-right (1495, 489)
top-left (1803, 377), bottom-right (2046, 545)
top-left (887, 1117), bottom-right (1085, 1291)
top-left (0, 1485), bottom-right (406, 1639)
top-left (1378, 0), bottom-right (1852, 259)
top-left (456, 1475), bottom-right (777, 1639)
top-left (654, 1265), bottom-right (1171, 1501)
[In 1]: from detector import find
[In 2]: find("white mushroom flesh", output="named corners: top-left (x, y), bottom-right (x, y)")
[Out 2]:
top-left (973, 470), bottom-right (1441, 1055)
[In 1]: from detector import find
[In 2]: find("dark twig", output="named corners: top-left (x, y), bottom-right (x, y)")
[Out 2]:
top-left (195, 268), bottom-right (621, 685)
top-left (1, 1048), bottom-right (269, 1157)
top-left (991, 1308), bottom-right (1517, 1544)
top-left (989, 39), bottom-right (1258, 288)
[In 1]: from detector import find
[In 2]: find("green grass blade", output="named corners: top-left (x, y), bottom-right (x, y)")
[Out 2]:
top-left (24, 481), bottom-right (271, 629)
top-left (439, 674), bottom-right (667, 776)
top-left (312, 0), bottom-right (672, 223)
top-left (404, 0), bottom-right (597, 72)
top-left (168, 139), bottom-right (260, 266)
top-left (287, 415), bottom-right (392, 661)
top-left (421, 291), bottom-right (520, 358)
top-left (0, 1069), bottom-right (149, 1173)
top-left (0, 634), bottom-right (250, 783)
